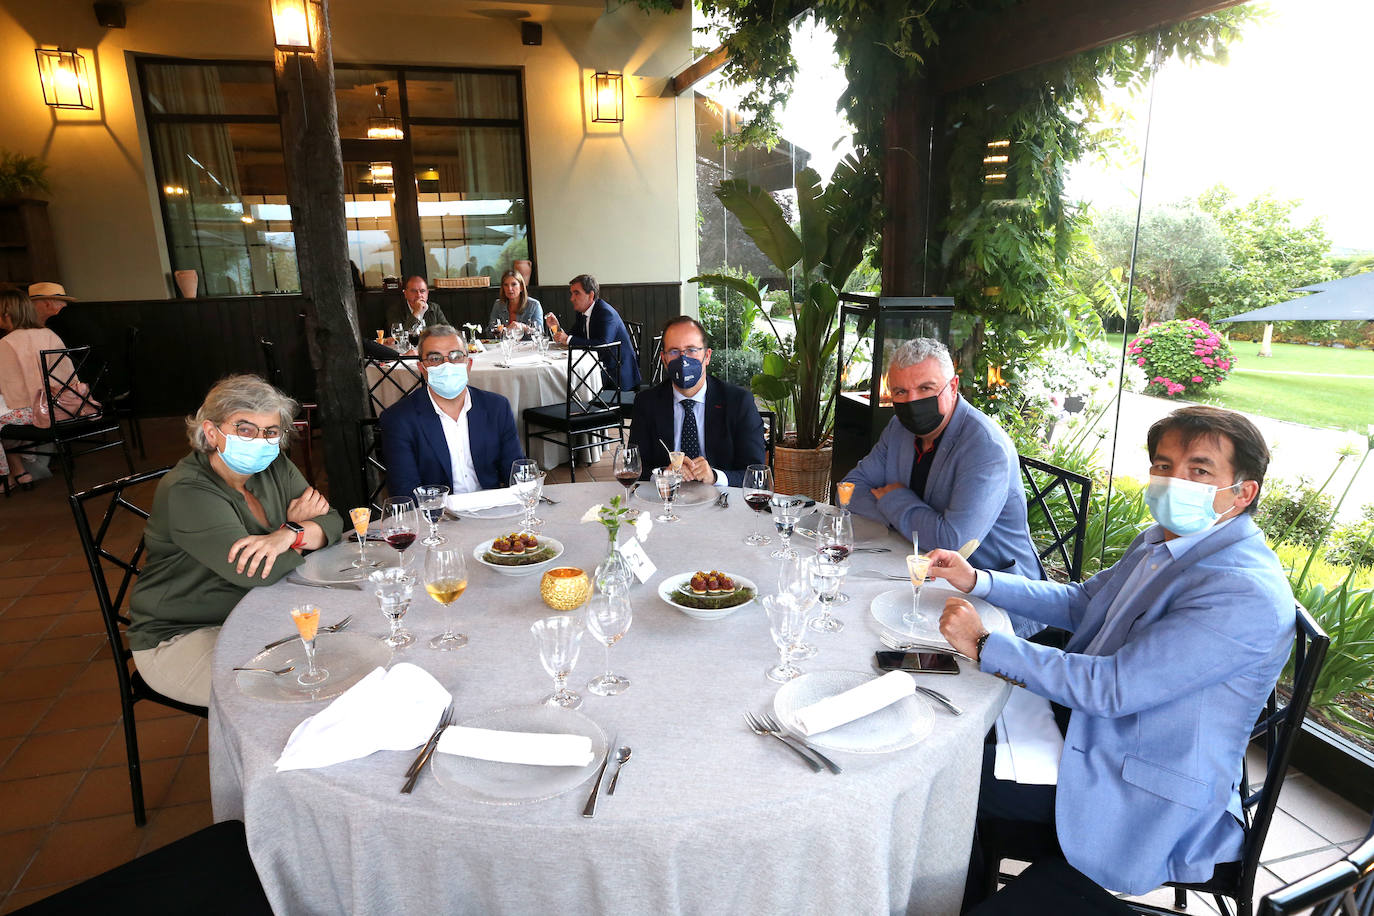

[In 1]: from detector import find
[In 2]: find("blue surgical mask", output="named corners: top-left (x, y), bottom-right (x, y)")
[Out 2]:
top-left (668, 353), bottom-right (703, 390)
top-left (219, 434), bottom-right (280, 476)
top-left (427, 361), bottom-right (468, 400)
top-left (1144, 475), bottom-right (1243, 536)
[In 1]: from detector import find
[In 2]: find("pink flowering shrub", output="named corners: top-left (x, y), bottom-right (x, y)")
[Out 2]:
top-left (1127, 318), bottom-right (1236, 398)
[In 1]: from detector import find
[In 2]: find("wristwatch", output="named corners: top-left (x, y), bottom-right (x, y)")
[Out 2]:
top-left (282, 521), bottom-right (306, 550)
top-left (974, 631), bottom-right (991, 664)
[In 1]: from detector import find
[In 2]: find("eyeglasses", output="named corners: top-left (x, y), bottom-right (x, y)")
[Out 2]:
top-left (665, 347), bottom-right (705, 359)
top-left (220, 422), bottom-right (283, 444)
top-left (421, 351), bottom-right (468, 367)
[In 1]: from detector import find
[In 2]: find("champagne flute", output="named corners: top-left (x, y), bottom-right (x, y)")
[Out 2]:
top-left (510, 461), bottom-right (544, 532)
top-left (424, 547), bottom-right (469, 650)
top-left (762, 595), bottom-right (807, 682)
top-left (584, 592), bottom-right (632, 696)
top-left (650, 467), bottom-right (681, 522)
top-left (742, 464), bottom-right (773, 546)
top-left (348, 507), bottom-right (380, 569)
top-left (530, 613), bottom-right (584, 709)
top-left (817, 505), bottom-right (854, 605)
top-left (769, 494), bottom-right (804, 560)
top-left (905, 549), bottom-right (934, 631)
top-left (613, 444), bottom-right (642, 493)
top-left (291, 605), bottom-right (328, 686)
top-left (381, 497), bottom-right (418, 567)
top-left (807, 552), bottom-right (846, 633)
top-left (413, 485), bottom-right (449, 547)
top-left (369, 566), bottom-right (416, 648)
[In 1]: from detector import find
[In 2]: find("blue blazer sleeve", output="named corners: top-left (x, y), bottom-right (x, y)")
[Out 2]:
top-left (379, 399), bottom-right (422, 504)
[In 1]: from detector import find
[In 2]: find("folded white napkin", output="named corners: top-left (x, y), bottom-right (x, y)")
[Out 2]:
top-left (793, 670), bottom-right (916, 736)
top-left (497, 354), bottom-right (546, 368)
top-left (993, 687), bottom-right (1063, 786)
top-left (436, 726), bottom-right (593, 766)
top-left (446, 489), bottom-right (522, 513)
top-left (275, 663), bottom-right (451, 772)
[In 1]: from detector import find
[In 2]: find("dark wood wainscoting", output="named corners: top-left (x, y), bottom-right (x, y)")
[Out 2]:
top-left (60, 282), bottom-right (682, 417)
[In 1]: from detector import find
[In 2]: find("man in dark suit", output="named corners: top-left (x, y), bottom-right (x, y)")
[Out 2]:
top-left (380, 324), bottom-right (525, 500)
top-left (544, 274), bottom-right (641, 391)
top-left (385, 275), bottom-right (450, 332)
top-left (628, 316), bottom-right (765, 488)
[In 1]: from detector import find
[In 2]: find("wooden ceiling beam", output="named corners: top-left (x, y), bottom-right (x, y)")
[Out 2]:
top-left (670, 45), bottom-right (731, 96)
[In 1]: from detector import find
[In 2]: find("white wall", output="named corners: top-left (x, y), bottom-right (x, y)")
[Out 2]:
top-left (0, 0), bottom-right (697, 305)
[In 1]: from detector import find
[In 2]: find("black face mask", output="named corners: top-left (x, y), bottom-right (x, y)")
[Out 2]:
top-left (894, 393), bottom-right (944, 436)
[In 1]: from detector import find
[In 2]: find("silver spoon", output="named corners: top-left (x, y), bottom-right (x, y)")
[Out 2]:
top-left (232, 665), bottom-right (296, 676)
top-left (607, 745), bottom-right (632, 795)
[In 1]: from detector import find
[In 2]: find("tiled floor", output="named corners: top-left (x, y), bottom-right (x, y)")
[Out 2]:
top-left (0, 419), bottom-right (1369, 913)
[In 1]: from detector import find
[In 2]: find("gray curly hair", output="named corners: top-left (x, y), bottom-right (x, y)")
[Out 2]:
top-left (186, 374), bottom-right (298, 454)
top-left (888, 338), bottom-right (955, 379)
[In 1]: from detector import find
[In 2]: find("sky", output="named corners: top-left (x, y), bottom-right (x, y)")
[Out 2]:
top-left (700, 0), bottom-right (1374, 252)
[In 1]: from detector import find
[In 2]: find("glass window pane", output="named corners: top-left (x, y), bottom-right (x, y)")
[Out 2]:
top-left (404, 70), bottom-right (520, 120)
top-left (142, 62), bottom-right (277, 116)
top-left (342, 159), bottom-right (402, 287)
top-left (334, 69), bottom-right (401, 140)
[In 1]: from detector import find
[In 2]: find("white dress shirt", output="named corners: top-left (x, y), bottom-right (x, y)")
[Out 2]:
top-left (428, 390), bottom-right (481, 495)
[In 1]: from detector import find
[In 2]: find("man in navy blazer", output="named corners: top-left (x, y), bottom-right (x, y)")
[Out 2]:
top-left (379, 325), bottom-right (525, 501)
top-left (628, 316), bottom-right (765, 488)
top-left (544, 274), bottom-right (641, 391)
top-left (932, 406), bottom-right (1293, 900)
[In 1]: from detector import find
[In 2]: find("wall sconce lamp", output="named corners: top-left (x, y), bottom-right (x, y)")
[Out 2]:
top-left (269, 0), bottom-right (314, 52)
top-left (35, 48), bottom-right (94, 110)
top-left (591, 71), bottom-right (623, 123)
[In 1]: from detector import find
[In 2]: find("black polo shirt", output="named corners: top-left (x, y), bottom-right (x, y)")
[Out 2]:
top-left (908, 434), bottom-right (942, 500)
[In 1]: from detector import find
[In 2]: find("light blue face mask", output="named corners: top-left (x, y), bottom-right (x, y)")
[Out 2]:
top-left (427, 361), bottom-right (469, 400)
top-left (219, 432), bottom-right (280, 476)
top-left (1144, 475), bottom-right (1244, 536)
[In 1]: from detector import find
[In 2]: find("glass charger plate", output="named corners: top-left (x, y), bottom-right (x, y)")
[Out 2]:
top-left (656, 571), bottom-right (757, 620)
top-left (235, 631), bottom-right (391, 702)
top-left (868, 586), bottom-right (1013, 645)
top-left (448, 501), bottom-right (525, 520)
top-left (298, 540), bottom-right (389, 584)
top-left (431, 705), bottom-right (607, 805)
top-left (632, 478), bottom-right (718, 509)
top-left (773, 669), bottom-right (934, 754)
top-left (472, 536), bottom-right (565, 577)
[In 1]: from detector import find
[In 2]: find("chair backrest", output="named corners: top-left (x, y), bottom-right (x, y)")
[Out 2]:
top-left (365, 356), bottom-right (425, 416)
top-left (1258, 825), bottom-right (1374, 916)
top-left (358, 417), bottom-right (388, 513)
top-left (649, 334), bottom-right (665, 385)
top-left (569, 342), bottom-right (623, 414)
top-left (39, 346), bottom-right (108, 425)
top-left (259, 337), bottom-right (283, 389)
top-left (625, 319), bottom-right (644, 364)
top-left (1018, 454), bottom-right (1092, 582)
top-left (760, 409), bottom-right (777, 469)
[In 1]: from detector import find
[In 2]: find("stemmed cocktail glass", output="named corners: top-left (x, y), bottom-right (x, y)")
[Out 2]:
top-left (762, 595), bottom-right (808, 682)
top-left (425, 547), bottom-right (469, 650)
top-left (531, 613), bottom-right (584, 709)
top-left (413, 485), bottom-right (449, 547)
top-left (905, 533), bottom-right (934, 630)
top-left (348, 507), bottom-right (381, 569)
top-left (650, 467), bottom-right (681, 523)
top-left (369, 566), bottom-right (416, 648)
top-left (291, 605), bottom-right (328, 686)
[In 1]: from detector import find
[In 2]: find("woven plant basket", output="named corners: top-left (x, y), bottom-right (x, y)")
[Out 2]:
top-left (773, 444), bottom-right (832, 502)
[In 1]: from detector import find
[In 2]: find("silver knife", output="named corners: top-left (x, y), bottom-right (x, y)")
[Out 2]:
top-left (581, 739), bottom-right (616, 818)
top-left (285, 576), bottom-right (362, 591)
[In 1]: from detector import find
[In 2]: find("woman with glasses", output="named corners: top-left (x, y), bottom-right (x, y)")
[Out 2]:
top-left (486, 269), bottom-right (544, 339)
top-left (378, 324), bottom-right (525, 501)
top-left (126, 374), bottom-right (343, 705)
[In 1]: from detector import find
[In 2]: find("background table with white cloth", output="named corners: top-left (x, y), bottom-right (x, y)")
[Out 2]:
top-left (209, 482), bottom-right (1012, 916)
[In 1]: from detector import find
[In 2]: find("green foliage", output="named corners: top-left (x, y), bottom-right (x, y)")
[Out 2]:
top-left (1325, 506), bottom-right (1374, 570)
top-left (1256, 478), bottom-right (1338, 549)
top-left (1275, 544), bottom-right (1374, 591)
top-left (1091, 203), bottom-right (1228, 326)
top-left (0, 150), bottom-right (51, 199)
top-left (711, 347), bottom-right (765, 388)
top-left (1128, 318), bottom-right (1235, 397)
top-left (698, 265), bottom-right (764, 349)
top-left (1287, 576), bottom-right (1374, 738)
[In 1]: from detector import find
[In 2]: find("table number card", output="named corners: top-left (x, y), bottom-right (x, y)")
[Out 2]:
top-left (618, 538), bottom-right (656, 583)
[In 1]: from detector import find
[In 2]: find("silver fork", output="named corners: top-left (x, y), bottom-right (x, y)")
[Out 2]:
top-left (401, 703), bottom-right (455, 793)
top-left (744, 712), bottom-right (821, 772)
top-left (232, 665), bottom-right (295, 676)
top-left (261, 614), bottom-right (353, 653)
top-left (757, 713), bottom-right (843, 774)
top-left (879, 631), bottom-right (975, 663)
top-left (715, 490), bottom-right (729, 508)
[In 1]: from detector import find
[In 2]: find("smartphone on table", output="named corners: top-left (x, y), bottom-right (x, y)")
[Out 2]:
top-left (874, 650), bottom-right (960, 675)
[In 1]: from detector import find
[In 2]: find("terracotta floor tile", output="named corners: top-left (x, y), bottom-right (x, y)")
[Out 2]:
top-left (16, 811), bottom-right (144, 889)
top-left (0, 559), bottom-right (61, 581)
top-left (32, 690), bottom-right (121, 734)
top-left (0, 725), bottom-right (112, 779)
top-left (41, 613), bottom-right (104, 640)
top-left (0, 593), bottom-right (79, 620)
top-left (0, 772), bottom-right (82, 831)
top-left (65, 661), bottom-right (112, 695)
top-left (23, 575), bottom-right (94, 598)
top-left (0, 663), bottom-right (85, 702)
top-left (0, 617), bottom-right (53, 646)
top-left (1, 881), bottom-right (78, 914)
top-left (186, 720), bottom-right (208, 754)
top-left (0, 827), bottom-right (46, 897)
top-left (133, 714), bottom-right (199, 761)
top-left (14, 636), bottom-right (105, 670)
top-left (62, 758), bottom-right (178, 822)
top-left (0, 698), bottom-right (53, 739)
top-left (0, 578), bottom-right (41, 600)
top-left (164, 754), bottom-right (210, 807)
top-left (0, 736), bottom-right (19, 770)
top-left (13, 542), bottom-right (76, 563)
top-left (0, 643), bottom-right (33, 674)
top-left (136, 801), bottom-right (213, 858)
top-left (65, 592), bottom-right (102, 614)
top-left (47, 555), bottom-right (94, 576)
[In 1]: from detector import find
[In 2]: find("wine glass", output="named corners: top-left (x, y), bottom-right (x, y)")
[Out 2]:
top-left (613, 444), bottom-right (642, 494)
top-left (816, 505), bottom-right (854, 605)
top-left (534, 324), bottom-right (550, 356)
top-left (530, 613), bottom-right (584, 709)
top-left (499, 325), bottom-right (517, 365)
top-left (369, 566), bottom-right (416, 648)
top-left (390, 322), bottom-right (406, 348)
top-left (347, 507), bottom-right (380, 569)
top-left (381, 497), bottom-right (418, 567)
top-left (807, 552), bottom-right (846, 633)
top-left (777, 556), bottom-right (819, 659)
top-left (762, 595), bottom-right (808, 682)
top-left (510, 460), bottom-right (544, 532)
top-left (424, 547), bottom-right (469, 650)
top-left (412, 485), bottom-right (449, 547)
top-left (905, 549), bottom-right (934, 630)
top-left (291, 605), bottom-right (328, 686)
top-left (742, 464), bottom-right (773, 546)
top-left (585, 592), bottom-right (632, 696)
top-left (650, 467), bottom-right (681, 523)
top-left (769, 494), bottom-right (805, 559)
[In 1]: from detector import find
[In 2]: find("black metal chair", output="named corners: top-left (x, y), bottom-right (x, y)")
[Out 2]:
top-left (110, 326), bottom-right (145, 459)
top-left (1019, 454), bottom-right (1092, 583)
top-left (624, 319), bottom-right (644, 367)
top-left (760, 409), bottom-right (777, 469)
top-left (617, 319), bottom-right (647, 422)
top-left (1, 346), bottom-right (134, 494)
top-left (523, 342), bottom-right (626, 482)
top-left (68, 467), bottom-right (207, 826)
top-left (970, 857), bottom-right (1134, 915)
top-left (1258, 825), bottom-right (1374, 916)
top-left (365, 355), bottom-right (425, 417)
top-left (648, 334), bottom-right (665, 386)
top-left (358, 416), bottom-right (388, 514)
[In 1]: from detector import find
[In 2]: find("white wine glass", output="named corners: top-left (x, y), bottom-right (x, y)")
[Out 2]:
top-left (585, 592), bottom-right (632, 696)
top-left (650, 467), bottom-right (681, 522)
top-left (742, 464), bottom-right (772, 546)
top-left (769, 494), bottom-right (804, 560)
top-left (424, 547), bottom-right (469, 650)
top-left (762, 595), bottom-right (807, 682)
top-left (530, 613), bottom-right (584, 709)
top-left (817, 505), bottom-right (854, 605)
top-left (807, 552), bottom-right (846, 633)
top-left (510, 460), bottom-right (544, 532)
top-left (777, 556), bottom-right (819, 660)
top-left (369, 566), bottom-right (416, 649)
top-left (291, 605), bottom-right (328, 686)
top-left (413, 485), bottom-right (449, 547)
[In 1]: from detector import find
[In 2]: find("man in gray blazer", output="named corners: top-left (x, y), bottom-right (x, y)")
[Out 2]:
top-left (843, 338), bottom-right (1043, 633)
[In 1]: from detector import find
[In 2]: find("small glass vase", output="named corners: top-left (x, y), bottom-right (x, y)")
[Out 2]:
top-left (594, 527), bottom-right (633, 596)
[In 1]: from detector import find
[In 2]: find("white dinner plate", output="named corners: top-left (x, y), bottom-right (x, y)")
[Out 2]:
top-left (656, 572), bottom-right (757, 620)
top-left (234, 631), bottom-right (391, 703)
top-left (868, 585), bottom-right (1014, 646)
top-left (773, 669), bottom-right (934, 754)
top-left (298, 539), bottom-right (391, 585)
top-left (471, 536), bottom-right (565, 577)
top-left (430, 705), bottom-right (607, 805)
top-left (632, 479), bottom-right (719, 509)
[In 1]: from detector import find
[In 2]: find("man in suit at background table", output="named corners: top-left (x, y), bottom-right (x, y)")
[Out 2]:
top-left (628, 316), bottom-right (765, 487)
top-left (544, 274), bottom-right (641, 391)
top-left (386, 275), bottom-right (450, 333)
top-left (380, 325), bottom-right (524, 499)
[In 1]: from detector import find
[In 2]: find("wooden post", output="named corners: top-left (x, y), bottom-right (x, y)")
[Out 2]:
top-left (273, 0), bottom-right (369, 509)
top-left (880, 77), bottom-right (947, 297)
top-left (1259, 322), bottom-right (1273, 358)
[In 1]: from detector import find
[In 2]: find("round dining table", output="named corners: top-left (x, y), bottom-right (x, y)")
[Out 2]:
top-left (209, 482), bottom-right (1012, 916)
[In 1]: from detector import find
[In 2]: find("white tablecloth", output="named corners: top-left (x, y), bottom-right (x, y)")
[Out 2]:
top-left (209, 484), bottom-right (1011, 916)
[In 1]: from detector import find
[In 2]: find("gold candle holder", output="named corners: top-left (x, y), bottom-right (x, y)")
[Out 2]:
top-left (540, 567), bottom-right (590, 611)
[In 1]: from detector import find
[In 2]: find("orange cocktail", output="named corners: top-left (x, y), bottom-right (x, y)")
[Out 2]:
top-left (291, 605), bottom-right (328, 685)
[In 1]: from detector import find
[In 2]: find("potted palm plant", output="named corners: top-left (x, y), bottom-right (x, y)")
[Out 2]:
top-left (692, 156), bottom-right (876, 500)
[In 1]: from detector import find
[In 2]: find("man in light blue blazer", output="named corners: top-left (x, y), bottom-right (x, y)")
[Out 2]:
top-left (930, 406), bottom-right (1293, 900)
top-left (842, 338), bottom-right (1043, 634)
